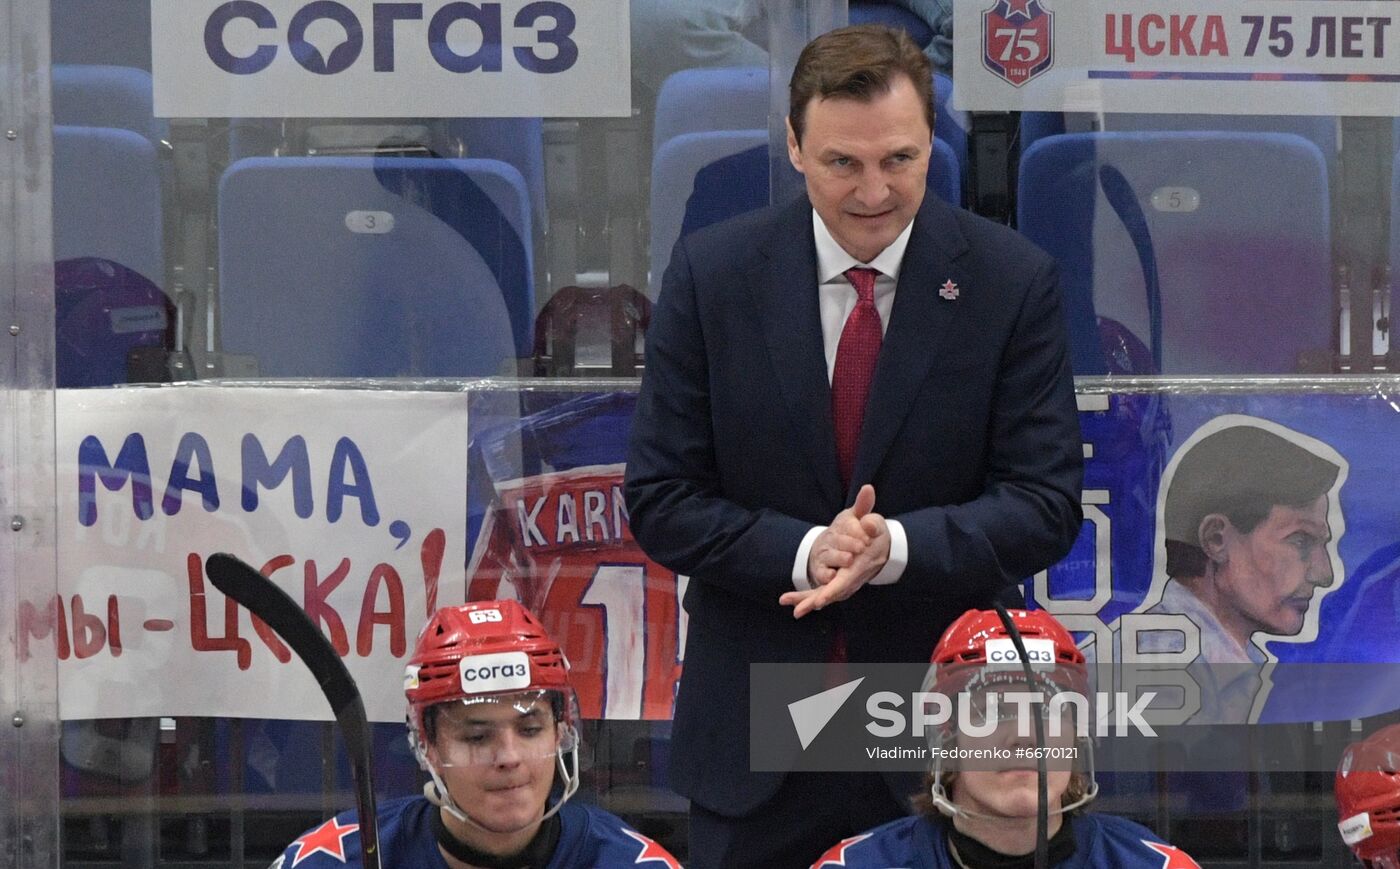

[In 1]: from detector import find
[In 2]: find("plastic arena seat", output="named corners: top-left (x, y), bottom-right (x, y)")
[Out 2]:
top-left (218, 156), bottom-right (533, 377)
top-left (649, 129), bottom-right (769, 293)
top-left (53, 127), bottom-right (169, 387)
top-left (653, 67), bottom-right (770, 158)
top-left (52, 0), bottom-right (151, 69)
top-left (850, 1), bottom-right (934, 48)
top-left (931, 72), bottom-right (968, 183)
top-left (226, 117), bottom-right (547, 234)
top-left (54, 126), bottom-right (163, 284)
top-left (1021, 111), bottom-right (1339, 179)
top-left (442, 118), bottom-right (547, 228)
top-left (53, 64), bottom-right (166, 144)
top-left (1018, 131), bottom-right (1332, 375)
top-left (52, 66), bottom-right (175, 384)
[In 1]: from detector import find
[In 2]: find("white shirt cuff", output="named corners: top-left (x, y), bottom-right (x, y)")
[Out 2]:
top-left (792, 525), bottom-right (826, 591)
top-left (868, 519), bottom-right (908, 585)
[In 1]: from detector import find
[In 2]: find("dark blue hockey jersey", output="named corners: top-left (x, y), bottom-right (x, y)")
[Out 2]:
top-left (271, 795), bottom-right (681, 868)
top-left (810, 813), bottom-right (1198, 869)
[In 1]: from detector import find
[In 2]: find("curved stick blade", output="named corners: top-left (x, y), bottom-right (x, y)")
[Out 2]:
top-left (205, 552), bottom-right (382, 869)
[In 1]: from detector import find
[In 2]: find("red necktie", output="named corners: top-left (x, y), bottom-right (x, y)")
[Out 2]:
top-left (831, 267), bottom-right (882, 491)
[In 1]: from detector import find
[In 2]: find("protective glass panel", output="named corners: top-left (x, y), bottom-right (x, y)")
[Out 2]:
top-left (26, 0), bottom-right (1400, 866)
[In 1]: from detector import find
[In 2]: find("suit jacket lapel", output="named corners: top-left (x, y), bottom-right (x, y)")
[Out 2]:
top-left (848, 198), bottom-right (970, 499)
top-left (753, 199), bottom-right (844, 510)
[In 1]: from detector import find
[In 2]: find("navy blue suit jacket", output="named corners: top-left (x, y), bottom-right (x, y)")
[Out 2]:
top-left (624, 193), bottom-right (1083, 815)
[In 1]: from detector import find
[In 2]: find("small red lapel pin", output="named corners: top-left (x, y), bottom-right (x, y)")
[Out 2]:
top-left (939, 279), bottom-right (959, 300)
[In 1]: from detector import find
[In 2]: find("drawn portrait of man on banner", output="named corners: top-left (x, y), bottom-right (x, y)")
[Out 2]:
top-left (1145, 416), bottom-right (1346, 660)
top-left (1097, 414), bottom-right (1348, 723)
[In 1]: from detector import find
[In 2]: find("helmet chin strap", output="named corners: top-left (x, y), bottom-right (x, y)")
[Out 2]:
top-left (423, 739), bottom-right (581, 833)
top-left (929, 780), bottom-right (1099, 822)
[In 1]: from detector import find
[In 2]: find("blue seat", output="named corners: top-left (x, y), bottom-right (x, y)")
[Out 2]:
top-left (218, 156), bottom-right (533, 377)
top-left (54, 126), bottom-right (168, 387)
top-left (1021, 112), bottom-right (1339, 178)
top-left (653, 66), bottom-right (967, 177)
top-left (52, 0), bottom-right (150, 69)
top-left (52, 68), bottom-right (179, 388)
top-left (54, 126), bottom-right (163, 284)
top-left (931, 72), bottom-right (968, 187)
top-left (850, 1), bottom-right (934, 48)
top-left (653, 67), bottom-right (770, 158)
top-left (54, 124), bottom-right (166, 386)
top-left (1019, 111), bottom-right (1065, 156)
top-left (649, 129), bottom-right (769, 290)
top-left (53, 64), bottom-right (166, 144)
top-left (227, 118), bottom-right (547, 232)
top-left (649, 130), bottom-right (961, 292)
top-left (442, 118), bottom-right (547, 227)
top-left (1019, 132), bottom-right (1332, 375)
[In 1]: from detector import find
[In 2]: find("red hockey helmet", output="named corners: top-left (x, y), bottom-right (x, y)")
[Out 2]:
top-left (1337, 725), bottom-right (1400, 868)
top-left (930, 608), bottom-right (1087, 696)
top-left (925, 608), bottom-right (1097, 820)
top-left (404, 600), bottom-right (580, 826)
top-left (405, 600), bottom-right (569, 712)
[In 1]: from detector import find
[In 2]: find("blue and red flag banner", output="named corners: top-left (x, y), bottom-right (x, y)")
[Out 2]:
top-left (51, 381), bottom-right (1400, 724)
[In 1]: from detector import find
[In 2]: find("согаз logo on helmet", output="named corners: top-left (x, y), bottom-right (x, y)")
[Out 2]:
top-left (984, 638), bottom-right (1056, 665)
top-left (457, 651), bottom-right (532, 693)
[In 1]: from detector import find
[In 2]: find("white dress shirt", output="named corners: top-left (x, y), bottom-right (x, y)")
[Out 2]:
top-left (791, 212), bottom-right (913, 591)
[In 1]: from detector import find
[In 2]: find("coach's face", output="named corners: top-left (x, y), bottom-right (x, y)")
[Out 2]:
top-left (787, 73), bottom-right (931, 264)
top-left (1212, 494), bottom-right (1335, 637)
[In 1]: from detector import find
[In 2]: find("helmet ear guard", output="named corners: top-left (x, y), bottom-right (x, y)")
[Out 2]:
top-left (404, 600), bottom-right (581, 831)
top-left (1337, 724), bottom-right (1400, 868)
top-left (928, 768), bottom-right (1099, 822)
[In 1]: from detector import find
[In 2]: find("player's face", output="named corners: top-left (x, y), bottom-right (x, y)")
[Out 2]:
top-left (787, 74), bottom-right (931, 264)
top-left (1218, 494), bottom-right (1334, 637)
top-left (428, 695), bottom-right (559, 838)
top-left (951, 691), bottom-right (1074, 819)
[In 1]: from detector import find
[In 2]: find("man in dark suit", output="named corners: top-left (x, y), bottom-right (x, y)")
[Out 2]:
top-left (624, 24), bottom-right (1083, 869)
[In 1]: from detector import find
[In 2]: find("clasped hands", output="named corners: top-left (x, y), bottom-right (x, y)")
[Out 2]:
top-left (779, 484), bottom-right (890, 619)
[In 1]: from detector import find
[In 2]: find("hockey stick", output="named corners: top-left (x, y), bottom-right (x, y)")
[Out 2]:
top-left (991, 600), bottom-right (1049, 869)
top-left (205, 552), bottom-right (382, 869)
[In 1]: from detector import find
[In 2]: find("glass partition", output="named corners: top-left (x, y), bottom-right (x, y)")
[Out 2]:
top-left (5, 0), bottom-right (1399, 865)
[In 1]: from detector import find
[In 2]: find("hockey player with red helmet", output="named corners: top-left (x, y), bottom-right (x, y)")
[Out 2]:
top-left (270, 600), bottom-right (680, 869)
top-left (1336, 724), bottom-right (1400, 869)
top-left (811, 608), bottom-right (1200, 869)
